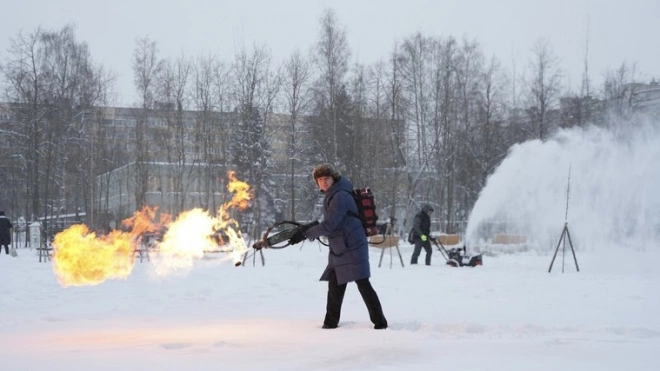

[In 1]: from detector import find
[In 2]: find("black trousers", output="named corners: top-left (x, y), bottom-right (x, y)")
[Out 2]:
top-left (324, 270), bottom-right (387, 328)
top-left (411, 240), bottom-right (432, 265)
top-left (1, 244), bottom-right (8, 254)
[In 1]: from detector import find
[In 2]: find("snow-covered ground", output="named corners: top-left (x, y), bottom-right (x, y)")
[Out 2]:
top-left (2, 119), bottom-right (658, 370)
top-left (1, 241), bottom-right (658, 371)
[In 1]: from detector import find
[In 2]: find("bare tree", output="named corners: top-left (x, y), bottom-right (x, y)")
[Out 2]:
top-left (231, 44), bottom-right (280, 230)
top-left (400, 32), bottom-right (432, 166)
top-left (348, 62), bottom-right (368, 183)
top-left (560, 23), bottom-right (595, 129)
top-left (310, 8), bottom-right (351, 168)
top-left (282, 49), bottom-right (311, 220)
top-left (3, 28), bottom-right (45, 222)
top-left (526, 38), bottom-right (562, 140)
top-left (42, 26), bottom-right (97, 225)
top-left (191, 53), bottom-right (230, 211)
top-left (580, 22), bottom-right (592, 100)
top-left (460, 55), bottom-right (509, 216)
top-left (132, 36), bottom-right (163, 209)
top-left (429, 36), bottom-right (459, 231)
top-left (2, 25), bottom-right (111, 232)
top-left (154, 54), bottom-right (191, 215)
top-left (448, 37), bottom-right (485, 232)
top-left (379, 45), bottom-right (410, 229)
top-left (602, 62), bottom-right (638, 122)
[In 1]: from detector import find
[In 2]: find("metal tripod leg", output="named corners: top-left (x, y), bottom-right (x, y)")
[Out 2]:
top-left (395, 244), bottom-right (404, 267)
top-left (243, 225), bottom-right (266, 267)
top-left (548, 223), bottom-right (579, 273)
top-left (564, 226), bottom-right (580, 272)
top-left (377, 223), bottom-right (404, 268)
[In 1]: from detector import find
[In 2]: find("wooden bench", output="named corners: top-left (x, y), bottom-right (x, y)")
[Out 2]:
top-left (368, 235), bottom-right (400, 248)
top-left (492, 234), bottom-right (527, 244)
top-left (435, 234), bottom-right (461, 246)
top-left (368, 235), bottom-right (404, 268)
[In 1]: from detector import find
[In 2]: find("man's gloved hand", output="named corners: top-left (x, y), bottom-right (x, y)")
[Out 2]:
top-left (289, 230), bottom-right (306, 245)
top-left (421, 234), bottom-right (428, 242)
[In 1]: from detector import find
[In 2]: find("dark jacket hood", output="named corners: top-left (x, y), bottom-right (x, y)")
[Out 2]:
top-left (324, 176), bottom-right (353, 198)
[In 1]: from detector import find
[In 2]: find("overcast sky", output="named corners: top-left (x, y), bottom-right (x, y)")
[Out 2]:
top-left (1, 0), bottom-right (658, 105)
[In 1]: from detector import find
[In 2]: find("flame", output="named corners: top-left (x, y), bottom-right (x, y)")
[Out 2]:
top-left (52, 224), bottom-right (136, 287)
top-left (122, 205), bottom-right (171, 236)
top-left (52, 171), bottom-right (254, 287)
top-left (225, 171), bottom-right (252, 211)
top-left (150, 208), bottom-right (217, 276)
top-left (217, 171), bottom-right (253, 264)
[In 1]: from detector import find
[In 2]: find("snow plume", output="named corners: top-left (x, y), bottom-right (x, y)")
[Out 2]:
top-left (465, 118), bottom-right (660, 252)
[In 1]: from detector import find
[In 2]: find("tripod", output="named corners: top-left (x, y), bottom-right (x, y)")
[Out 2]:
top-left (240, 224), bottom-right (265, 267)
top-left (241, 247), bottom-right (265, 267)
top-left (378, 217), bottom-right (405, 268)
top-left (548, 165), bottom-right (580, 273)
top-left (548, 222), bottom-right (579, 273)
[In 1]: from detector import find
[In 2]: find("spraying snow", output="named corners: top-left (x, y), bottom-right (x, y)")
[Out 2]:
top-left (465, 118), bottom-right (660, 252)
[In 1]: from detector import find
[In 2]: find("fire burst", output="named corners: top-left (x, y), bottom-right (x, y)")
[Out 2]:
top-left (52, 171), bottom-right (253, 287)
top-left (53, 225), bottom-right (136, 287)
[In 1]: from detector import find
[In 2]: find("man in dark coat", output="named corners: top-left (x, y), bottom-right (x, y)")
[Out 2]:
top-left (300, 164), bottom-right (388, 330)
top-left (410, 204), bottom-right (434, 265)
top-left (0, 211), bottom-right (13, 255)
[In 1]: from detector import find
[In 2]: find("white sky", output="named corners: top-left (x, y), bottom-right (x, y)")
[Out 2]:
top-left (1, 0), bottom-right (659, 105)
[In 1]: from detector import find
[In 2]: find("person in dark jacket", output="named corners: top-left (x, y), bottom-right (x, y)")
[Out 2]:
top-left (298, 164), bottom-right (388, 330)
top-left (410, 204), bottom-right (434, 265)
top-left (0, 211), bottom-right (13, 255)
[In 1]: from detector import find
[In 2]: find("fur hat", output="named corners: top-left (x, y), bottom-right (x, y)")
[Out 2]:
top-left (313, 164), bottom-right (341, 181)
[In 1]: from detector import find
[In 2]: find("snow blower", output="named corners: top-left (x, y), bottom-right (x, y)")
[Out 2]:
top-left (431, 239), bottom-right (482, 267)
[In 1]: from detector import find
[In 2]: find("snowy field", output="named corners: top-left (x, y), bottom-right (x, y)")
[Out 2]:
top-left (1, 241), bottom-right (658, 371)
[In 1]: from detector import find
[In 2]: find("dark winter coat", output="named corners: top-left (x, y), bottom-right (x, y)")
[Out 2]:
top-left (411, 204), bottom-right (433, 240)
top-left (305, 176), bottom-right (371, 285)
top-left (0, 213), bottom-right (12, 245)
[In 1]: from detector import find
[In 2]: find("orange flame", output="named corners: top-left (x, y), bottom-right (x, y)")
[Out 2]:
top-left (52, 224), bottom-right (136, 287)
top-left (225, 170), bottom-right (252, 211)
top-left (52, 172), bottom-right (253, 287)
top-left (217, 171), bottom-right (253, 264)
top-left (122, 205), bottom-right (171, 236)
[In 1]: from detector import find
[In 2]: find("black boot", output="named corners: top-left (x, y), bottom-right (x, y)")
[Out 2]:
top-left (323, 270), bottom-right (346, 329)
top-left (356, 278), bottom-right (388, 330)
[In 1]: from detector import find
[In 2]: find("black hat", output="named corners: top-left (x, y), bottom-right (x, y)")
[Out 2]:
top-left (313, 164), bottom-right (341, 181)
